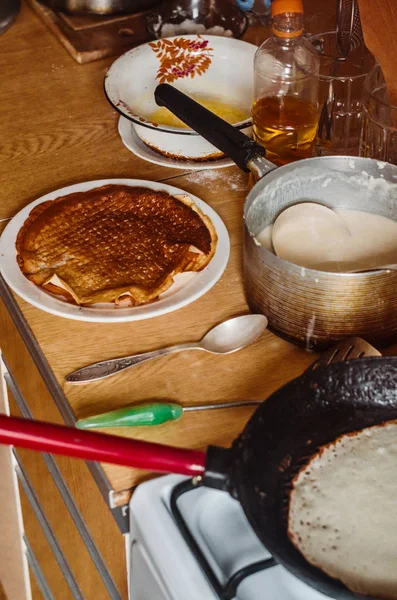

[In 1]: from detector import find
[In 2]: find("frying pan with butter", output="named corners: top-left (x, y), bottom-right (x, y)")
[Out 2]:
top-left (0, 357), bottom-right (397, 598)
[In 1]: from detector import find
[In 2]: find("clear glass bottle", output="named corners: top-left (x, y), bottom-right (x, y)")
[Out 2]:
top-left (252, 0), bottom-right (320, 166)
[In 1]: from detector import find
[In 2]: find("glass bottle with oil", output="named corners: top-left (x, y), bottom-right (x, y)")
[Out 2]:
top-left (252, 0), bottom-right (320, 166)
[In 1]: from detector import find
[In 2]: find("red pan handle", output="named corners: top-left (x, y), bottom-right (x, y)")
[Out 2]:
top-left (0, 415), bottom-right (206, 476)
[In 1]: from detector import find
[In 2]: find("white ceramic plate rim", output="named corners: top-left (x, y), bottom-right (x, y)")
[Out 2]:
top-left (0, 179), bottom-right (230, 323)
top-left (118, 117), bottom-right (235, 170)
top-left (104, 34), bottom-right (255, 135)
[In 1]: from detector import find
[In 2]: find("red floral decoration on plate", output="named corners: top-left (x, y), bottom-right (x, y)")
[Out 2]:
top-left (149, 36), bottom-right (213, 84)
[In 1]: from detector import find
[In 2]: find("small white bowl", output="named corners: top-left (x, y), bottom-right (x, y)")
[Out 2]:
top-left (104, 35), bottom-right (256, 161)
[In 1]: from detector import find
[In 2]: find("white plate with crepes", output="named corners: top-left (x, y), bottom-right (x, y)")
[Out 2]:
top-left (0, 179), bottom-right (230, 323)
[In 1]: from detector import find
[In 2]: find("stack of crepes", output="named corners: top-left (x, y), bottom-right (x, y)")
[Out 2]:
top-left (16, 184), bottom-right (217, 306)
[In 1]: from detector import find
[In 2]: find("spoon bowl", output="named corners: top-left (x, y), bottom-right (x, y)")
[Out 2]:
top-left (200, 314), bottom-right (268, 353)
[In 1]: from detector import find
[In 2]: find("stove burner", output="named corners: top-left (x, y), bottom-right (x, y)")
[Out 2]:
top-left (170, 479), bottom-right (277, 600)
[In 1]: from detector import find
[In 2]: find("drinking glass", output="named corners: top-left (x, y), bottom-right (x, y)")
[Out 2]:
top-left (308, 31), bottom-right (375, 156)
top-left (359, 65), bottom-right (397, 165)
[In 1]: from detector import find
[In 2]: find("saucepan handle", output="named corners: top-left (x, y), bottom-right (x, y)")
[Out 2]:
top-left (154, 83), bottom-right (275, 177)
top-left (0, 414), bottom-right (206, 476)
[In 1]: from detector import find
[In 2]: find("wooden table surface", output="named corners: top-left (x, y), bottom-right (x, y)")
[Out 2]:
top-left (1, 0), bottom-right (338, 503)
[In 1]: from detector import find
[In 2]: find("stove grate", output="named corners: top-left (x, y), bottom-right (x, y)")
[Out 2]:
top-left (169, 479), bottom-right (277, 600)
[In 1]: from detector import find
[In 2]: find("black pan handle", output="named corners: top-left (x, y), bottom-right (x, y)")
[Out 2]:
top-left (154, 83), bottom-right (269, 173)
top-left (202, 445), bottom-right (233, 492)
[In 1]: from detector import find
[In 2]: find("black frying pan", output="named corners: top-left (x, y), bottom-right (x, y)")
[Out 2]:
top-left (0, 358), bottom-right (396, 598)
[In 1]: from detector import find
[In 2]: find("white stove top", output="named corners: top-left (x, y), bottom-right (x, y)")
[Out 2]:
top-left (128, 475), bottom-right (332, 600)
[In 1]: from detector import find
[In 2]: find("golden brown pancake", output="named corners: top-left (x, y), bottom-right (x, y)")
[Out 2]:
top-left (288, 422), bottom-right (397, 599)
top-left (16, 185), bottom-right (217, 306)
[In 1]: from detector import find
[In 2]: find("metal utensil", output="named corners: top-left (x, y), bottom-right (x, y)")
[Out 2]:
top-left (310, 336), bottom-right (381, 371)
top-left (66, 314), bottom-right (268, 384)
top-left (336, 0), bottom-right (364, 58)
top-left (76, 400), bottom-right (262, 428)
top-left (76, 336), bottom-right (381, 428)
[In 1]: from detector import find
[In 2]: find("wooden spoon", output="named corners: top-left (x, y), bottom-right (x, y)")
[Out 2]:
top-left (357, 0), bottom-right (397, 119)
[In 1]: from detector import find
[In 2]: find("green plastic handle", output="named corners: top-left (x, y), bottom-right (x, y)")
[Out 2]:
top-left (76, 403), bottom-right (184, 428)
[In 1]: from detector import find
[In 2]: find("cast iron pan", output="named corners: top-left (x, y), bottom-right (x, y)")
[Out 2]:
top-left (0, 357), bottom-right (397, 599)
top-left (222, 356), bottom-right (397, 599)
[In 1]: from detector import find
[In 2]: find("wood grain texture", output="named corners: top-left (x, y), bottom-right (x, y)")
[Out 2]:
top-left (10, 167), bottom-right (317, 494)
top-left (26, 0), bottom-right (153, 64)
top-left (0, 1), bottom-right (367, 597)
top-left (2, 0), bottom-right (382, 496)
top-left (0, 0), bottom-right (362, 498)
top-left (18, 481), bottom-right (76, 600)
top-left (0, 444), bottom-right (28, 600)
top-left (0, 445), bottom-right (28, 600)
top-left (0, 2), bottom-right (186, 221)
top-left (0, 304), bottom-right (127, 596)
top-left (8, 389), bottom-right (128, 599)
top-left (28, 568), bottom-right (44, 600)
top-left (0, 362), bottom-right (28, 600)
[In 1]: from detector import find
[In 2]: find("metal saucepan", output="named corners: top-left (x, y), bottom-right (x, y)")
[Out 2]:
top-left (37, 0), bottom-right (160, 15)
top-left (154, 84), bottom-right (397, 350)
top-left (1, 357), bottom-right (397, 598)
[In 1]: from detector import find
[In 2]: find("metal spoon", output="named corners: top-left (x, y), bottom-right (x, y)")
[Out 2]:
top-left (66, 314), bottom-right (268, 384)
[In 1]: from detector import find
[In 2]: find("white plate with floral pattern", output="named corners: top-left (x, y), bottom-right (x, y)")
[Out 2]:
top-left (105, 35), bottom-right (255, 160)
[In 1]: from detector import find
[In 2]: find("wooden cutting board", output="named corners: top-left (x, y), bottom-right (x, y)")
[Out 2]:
top-left (26, 0), bottom-right (153, 63)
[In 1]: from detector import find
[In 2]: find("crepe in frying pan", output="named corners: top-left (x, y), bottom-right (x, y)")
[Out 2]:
top-left (16, 185), bottom-right (217, 306)
top-left (288, 421), bottom-right (397, 599)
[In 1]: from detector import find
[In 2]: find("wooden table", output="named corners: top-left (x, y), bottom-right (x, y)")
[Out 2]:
top-left (0, 1), bottom-right (338, 598)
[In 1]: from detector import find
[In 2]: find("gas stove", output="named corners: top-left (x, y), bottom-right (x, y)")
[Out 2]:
top-left (128, 475), bottom-right (332, 600)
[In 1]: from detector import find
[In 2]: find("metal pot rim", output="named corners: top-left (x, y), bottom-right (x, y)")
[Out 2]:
top-left (243, 155), bottom-right (397, 278)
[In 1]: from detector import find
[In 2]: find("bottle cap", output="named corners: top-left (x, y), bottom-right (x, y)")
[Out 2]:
top-left (271, 0), bottom-right (304, 16)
